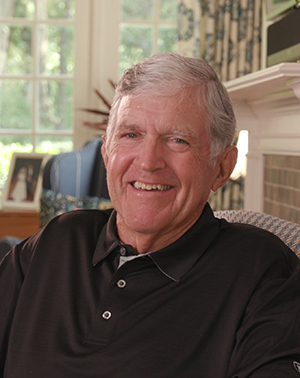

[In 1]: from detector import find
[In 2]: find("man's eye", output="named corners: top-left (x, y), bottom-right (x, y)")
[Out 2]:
top-left (173, 138), bottom-right (188, 144)
top-left (124, 133), bottom-right (137, 139)
top-left (166, 137), bottom-right (190, 151)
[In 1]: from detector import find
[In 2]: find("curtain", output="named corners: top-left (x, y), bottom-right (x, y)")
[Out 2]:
top-left (178, 0), bottom-right (262, 82)
top-left (208, 177), bottom-right (244, 210)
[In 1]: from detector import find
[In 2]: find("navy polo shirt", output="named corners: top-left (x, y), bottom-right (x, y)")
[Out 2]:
top-left (0, 204), bottom-right (300, 377)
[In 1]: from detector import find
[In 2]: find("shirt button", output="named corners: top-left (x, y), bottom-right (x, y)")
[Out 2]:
top-left (120, 246), bottom-right (126, 256)
top-left (102, 310), bottom-right (112, 320)
top-left (117, 279), bottom-right (126, 288)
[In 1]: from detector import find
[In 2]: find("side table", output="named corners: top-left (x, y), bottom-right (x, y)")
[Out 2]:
top-left (0, 210), bottom-right (40, 239)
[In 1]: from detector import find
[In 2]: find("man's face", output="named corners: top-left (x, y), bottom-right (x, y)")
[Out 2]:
top-left (102, 91), bottom-right (228, 252)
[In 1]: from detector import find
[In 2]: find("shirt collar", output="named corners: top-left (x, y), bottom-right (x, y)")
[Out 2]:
top-left (92, 204), bottom-right (221, 282)
top-left (92, 210), bottom-right (120, 266)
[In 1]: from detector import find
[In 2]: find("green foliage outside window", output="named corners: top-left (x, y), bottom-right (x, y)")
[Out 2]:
top-left (121, 0), bottom-right (154, 20)
top-left (160, 0), bottom-right (178, 21)
top-left (119, 0), bottom-right (178, 74)
top-left (0, 81), bottom-right (32, 130)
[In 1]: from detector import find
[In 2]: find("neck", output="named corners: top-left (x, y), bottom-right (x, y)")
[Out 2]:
top-left (116, 214), bottom-right (201, 254)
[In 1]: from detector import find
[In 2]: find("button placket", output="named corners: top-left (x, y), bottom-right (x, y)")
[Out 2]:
top-left (86, 249), bottom-right (144, 346)
top-left (86, 303), bottom-right (116, 345)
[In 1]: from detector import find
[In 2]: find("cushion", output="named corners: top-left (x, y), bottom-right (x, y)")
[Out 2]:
top-left (40, 189), bottom-right (113, 227)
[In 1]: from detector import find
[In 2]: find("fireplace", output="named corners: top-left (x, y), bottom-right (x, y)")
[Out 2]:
top-left (225, 62), bottom-right (300, 222)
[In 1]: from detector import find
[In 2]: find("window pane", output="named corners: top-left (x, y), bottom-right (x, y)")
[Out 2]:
top-left (119, 25), bottom-right (154, 74)
top-left (0, 25), bottom-right (33, 75)
top-left (36, 136), bottom-right (73, 154)
top-left (0, 136), bottom-right (33, 187)
top-left (0, 135), bottom-right (32, 146)
top-left (0, 80), bottom-right (33, 130)
top-left (158, 25), bottom-right (177, 52)
top-left (160, 0), bottom-right (178, 21)
top-left (121, 0), bottom-right (154, 20)
top-left (38, 0), bottom-right (75, 19)
top-left (38, 25), bottom-right (74, 75)
top-left (38, 80), bottom-right (73, 131)
top-left (0, 0), bottom-right (35, 19)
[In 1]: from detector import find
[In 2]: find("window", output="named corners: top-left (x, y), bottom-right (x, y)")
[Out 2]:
top-left (0, 0), bottom-right (76, 186)
top-left (119, 0), bottom-right (178, 74)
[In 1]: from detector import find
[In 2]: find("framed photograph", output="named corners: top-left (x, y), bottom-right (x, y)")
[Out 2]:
top-left (3, 153), bottom-right (50, 211)
top-left (265, 0), bottom-right (295, 20)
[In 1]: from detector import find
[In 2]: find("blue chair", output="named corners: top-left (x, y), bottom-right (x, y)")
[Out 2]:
top-left (43, 137), bottom-right (109, 199)
top-left (40, 137), bottom-right (112, 227)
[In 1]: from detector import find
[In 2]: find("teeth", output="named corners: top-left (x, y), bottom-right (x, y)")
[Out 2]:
top-left (133, 181), bottom-right (171, 191)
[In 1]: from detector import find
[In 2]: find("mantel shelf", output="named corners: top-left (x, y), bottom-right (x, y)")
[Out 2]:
top-left (225, 62), bottom-right (300, 101)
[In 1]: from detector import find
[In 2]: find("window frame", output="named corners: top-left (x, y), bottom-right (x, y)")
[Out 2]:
top-left (0, 0), bottom-right (95, 150)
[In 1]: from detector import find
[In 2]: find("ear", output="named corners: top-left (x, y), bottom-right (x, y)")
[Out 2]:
top-left (211, 146), bottom-right (238, 192)
top-left (101, 134), bottom-right (108, 167)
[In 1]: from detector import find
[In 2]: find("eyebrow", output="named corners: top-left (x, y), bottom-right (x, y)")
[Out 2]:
top-left (165, 128), bottom-right (200, 144)
top-left (118, 124), bottom-right (196, 135)
top-left (116, 124), bottom-right (199, 143)
top-left (117, 124), bottom-right (139, 131)
top-left (167, 128), bottom-right (197, 138)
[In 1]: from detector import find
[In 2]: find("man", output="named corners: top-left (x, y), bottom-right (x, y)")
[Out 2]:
top-left (0, 53), bottom-right (299, 377)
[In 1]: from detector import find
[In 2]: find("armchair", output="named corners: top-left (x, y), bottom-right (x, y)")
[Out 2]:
top-left (40, 137), bottom-right (112, 226)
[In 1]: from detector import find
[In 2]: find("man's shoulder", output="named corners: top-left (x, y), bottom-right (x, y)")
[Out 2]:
top-left (47, 208), bottom-right (113, 229)
top-left (23, 209), bottom-right (112, 250)
top-left (215, 219), bottom-right (299, 268)
top-left (15, 209), bottom-right (114, 271)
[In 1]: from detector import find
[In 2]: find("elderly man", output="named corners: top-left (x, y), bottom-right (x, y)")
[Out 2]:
top-left (0, 53), bottom-right (299, 377)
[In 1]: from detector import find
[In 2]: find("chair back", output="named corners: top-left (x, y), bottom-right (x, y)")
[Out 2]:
top-left (43, 138), bottom-right (109, 199)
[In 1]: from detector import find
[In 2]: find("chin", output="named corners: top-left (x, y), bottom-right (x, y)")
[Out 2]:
top-left (120, 209), bottom-right (171, 235)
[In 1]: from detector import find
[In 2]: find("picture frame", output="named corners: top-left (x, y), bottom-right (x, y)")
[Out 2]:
top-left (265, 0), bottom-right (296, 20)
top-left (3, 153), bottom-right (50, 211)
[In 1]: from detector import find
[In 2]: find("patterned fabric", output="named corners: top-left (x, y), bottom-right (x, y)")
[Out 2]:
top-left (40, 189), bottom-right (113, 227)
top-left (178, 0), bottom-right (262, 81)
top-left (209, 177), bottom-right (244, 211)
top-left (214, 210), bottom-right (300, 257)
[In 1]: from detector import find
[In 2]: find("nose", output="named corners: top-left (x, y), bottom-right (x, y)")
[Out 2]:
top-left (139, 139), bottom-right (166, 172)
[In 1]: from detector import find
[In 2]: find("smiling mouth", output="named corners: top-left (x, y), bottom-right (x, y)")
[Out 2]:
top-left (132, 181), bottom-right (172, 191)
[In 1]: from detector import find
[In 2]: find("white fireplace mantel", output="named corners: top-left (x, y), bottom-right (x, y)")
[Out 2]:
top-left (224, 63), bottom-right (300, 212)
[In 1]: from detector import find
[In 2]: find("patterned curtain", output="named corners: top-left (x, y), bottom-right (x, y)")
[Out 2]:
top-left (178, 0), bottom-right (262, 82)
